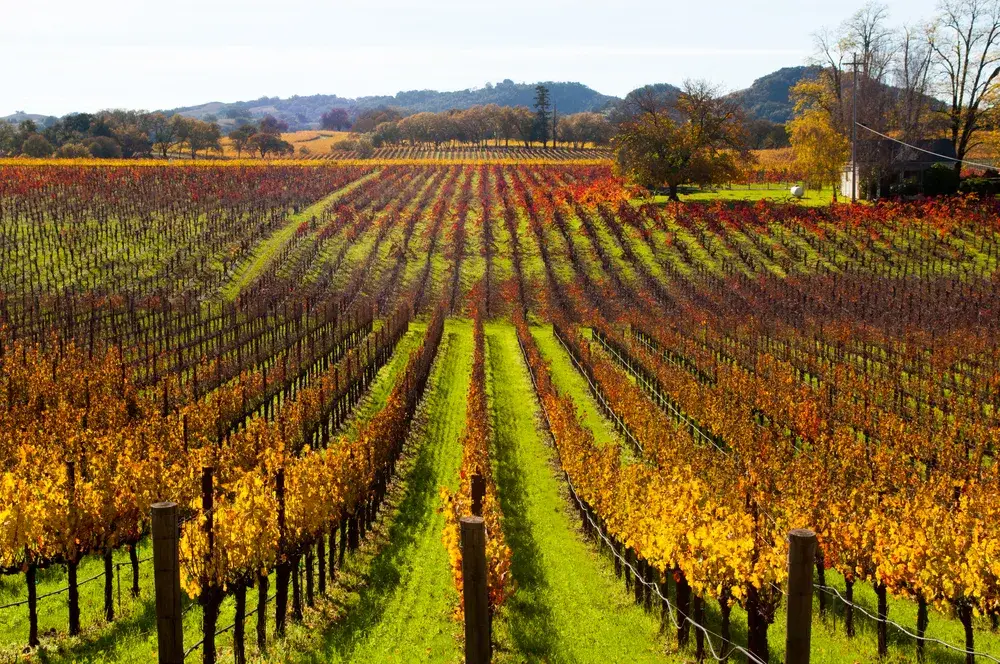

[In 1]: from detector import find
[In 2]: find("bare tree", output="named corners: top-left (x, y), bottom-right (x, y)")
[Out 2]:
top-left (811, 3), bottom-right (896, 134)
top-left (895, 25), bottom-right (936, 141)
top-left (928, 0), bottom-right (1000, 172)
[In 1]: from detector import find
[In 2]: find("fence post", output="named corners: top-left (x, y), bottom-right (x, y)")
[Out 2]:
top-left (471, 473), bottom-right (486, 517)
top-left (785, 528), bottom-right (817, 664)
top-left (152, 502), bottom-right (183, 664)
top-left (460, 516), bottom-right (491, 664)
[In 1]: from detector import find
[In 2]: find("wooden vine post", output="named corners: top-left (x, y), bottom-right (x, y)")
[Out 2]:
top-left (66, 461), bottom-right (81, 636)
top-left (785, 529), bottom-right (817, 664)
top-left (151, 502), bottom-right (183, 664)
top-left (460, 516), bottom-right (491, 664)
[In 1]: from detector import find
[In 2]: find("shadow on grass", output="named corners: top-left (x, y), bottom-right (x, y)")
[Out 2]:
top-left (487, 338), bottom-right (560, 661)
top-left (315, 333), bottom-right (456, 662)
top-left (32, 600), bottom-right (158, 664)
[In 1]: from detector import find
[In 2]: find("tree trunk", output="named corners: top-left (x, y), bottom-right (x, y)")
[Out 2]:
top-left (129, 543), bottom-right (140, 597)
top-left (668, 183), bottom-right (680, 202)
top-left (816, 550), bottom-right (827, 618)
top-left (202, 588), bottom-right (221, 664)
top-left (676, 570), bottom-right (691, 647)
top-left (746, 584), bottom-right (770, 664)
top-left (317, 534), bottom-right (326, 595)
top-left (916, 595), bottom-right (929, 662)
top-left (720, 592), bottom-right (732, 662)
top-left (104, 550), bottom-right (114, 622)
top-left (256, 573), bottom-right (269, 651)
top-left (292, 554), bottom-right (303, 622)
top-left (305, 548), bottom-right (315, 607)
top-left (68, 559), bottom-right (80, 635)
top-left (233, 584), bottom-right (246, 664)
top-left (958, 602), bottom-right (975, 664)
top-left (845, 578), bottom-right (855, 638)
top-left (275, 561), bottom-right (290, 636)
top-left (694, 595), bottom-right (705, 661)
top-left (27, 564), bottom-right (38, 647)
top-left (876, 582), bottom-right (889, 658)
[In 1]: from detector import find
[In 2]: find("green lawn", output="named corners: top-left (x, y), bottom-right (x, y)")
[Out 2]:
top-left (642, 184), bottom-right (839, 206)
top-left (487, 323), bottom-right (672, 663)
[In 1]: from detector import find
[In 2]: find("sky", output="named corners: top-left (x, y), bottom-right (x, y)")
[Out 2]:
top-left (1, 0), bottom-right (941, 118)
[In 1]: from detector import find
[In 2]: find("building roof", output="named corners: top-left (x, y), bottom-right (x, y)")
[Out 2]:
top-left (854, 137), bottom-right (957, 168)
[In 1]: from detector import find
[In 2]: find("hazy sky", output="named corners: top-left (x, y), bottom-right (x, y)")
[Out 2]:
top-left (2, 0), bottom-right (940, 117)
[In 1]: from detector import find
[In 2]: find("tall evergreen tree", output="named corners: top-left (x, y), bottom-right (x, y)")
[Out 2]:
top-left (533, 85), bottom-right (551, 148)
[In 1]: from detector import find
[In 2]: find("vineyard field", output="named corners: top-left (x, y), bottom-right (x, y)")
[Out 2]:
top-left (2, 161), bottom-right (1000, 663)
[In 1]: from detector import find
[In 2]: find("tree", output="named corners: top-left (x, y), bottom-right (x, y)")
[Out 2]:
top-left (149, 113), bottom-right (179, 158)
top-left (613, 81), bottom-right (751, 201)
top-left (533, 85), bottom-right (552, 148)
top-left (86, 136), bottom-right (123, 159)
top-left (498, 107), bottom-right (530, 147)
top-left (894, 25), bottom-right (935, 142)
top-left (22, 134), bottom-right (54, 158)
top-left (56, 143), bottom-right (91, 158)
top-left (0, 122), bottom-right (15, 156)
top-left (258, 115), bottom-right (289, 136)
top-left (812, 3), bottom-right (896, 139)
top-left (247, 132), bottom-right (293, 158)
top-left (371, 121), bottom-right (402, 147)
top-left (173, 117), bottom-right (222, 159)
top-left (787, 105), bottom-right (849, 199)
top-left (113, 125), bottom-right (152, 158)
top-left (229, 124), bottom-right (257, 158)
top-left (559, 112), bottom-right (614, 148)
top-left (928, 0), bottom-right (1000, 173)
top-left (352, 107), bottom-right (402, 134)
top-left (321, 108), bottom-right (350, 131)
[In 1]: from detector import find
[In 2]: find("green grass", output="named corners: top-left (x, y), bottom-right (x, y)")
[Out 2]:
top-left (522, 325), bottom-right (1000, 664)
top-left (223, 170), bottom-right (381, 299)
top-left (277, 319), bottom-right (473, 663)
top-left (530, 325), bottom-right (620, 450)
top-left (487, 323), bottom-right (672, 663)
top-left (644, 184), bottom-right (838, 207)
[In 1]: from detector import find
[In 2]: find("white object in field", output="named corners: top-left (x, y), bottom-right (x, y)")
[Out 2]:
top-left (790, 185), bottom-right (804, 198)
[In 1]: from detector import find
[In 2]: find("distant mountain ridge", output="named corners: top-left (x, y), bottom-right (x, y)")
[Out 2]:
top-left (163, 80), bottom-right (618, 131)
top-left (731, 66), bottom-right (822, 123)
top-left (2, 67), bottom-right (822, 130)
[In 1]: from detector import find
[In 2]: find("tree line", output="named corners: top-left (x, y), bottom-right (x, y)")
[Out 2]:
top-left (328, 86), bottom-right (615, 151)
top-left (0, 111), bottom-right (296, 159)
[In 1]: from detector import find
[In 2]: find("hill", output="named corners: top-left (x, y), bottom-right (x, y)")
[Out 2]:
top-left (730, 65), bottom-right (822, 123)
top-left (2, 67), bottom-right (841, 131)
top-left (171, 80), bottom-right (617, 131)
top-left (0, 111), bottom-right (55, 125)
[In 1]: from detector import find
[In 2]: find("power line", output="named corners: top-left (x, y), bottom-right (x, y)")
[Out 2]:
top-left (855, 123), bottom-right (999, 172)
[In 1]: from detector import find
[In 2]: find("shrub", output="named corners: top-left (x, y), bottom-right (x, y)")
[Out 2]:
top-left (330, 137), bottom-right (359, 152)
top-left (889, 178), bottom-right (921, 197)
top-left (355, 135), bottom-right (375, 159)
top-left (56, 143), bottom-right (92, 158)
top-left (86, 136), bottom-right (123, 159)
top-left (959, 170), bottom-right (999, 197)
top-left (21, 134), bottom-right (54, 158)
top-left (923, 163), bottom-right (960, 196)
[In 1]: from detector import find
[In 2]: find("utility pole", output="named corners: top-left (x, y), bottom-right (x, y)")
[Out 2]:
top-left (849, 52), bottom-right (860, 203)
